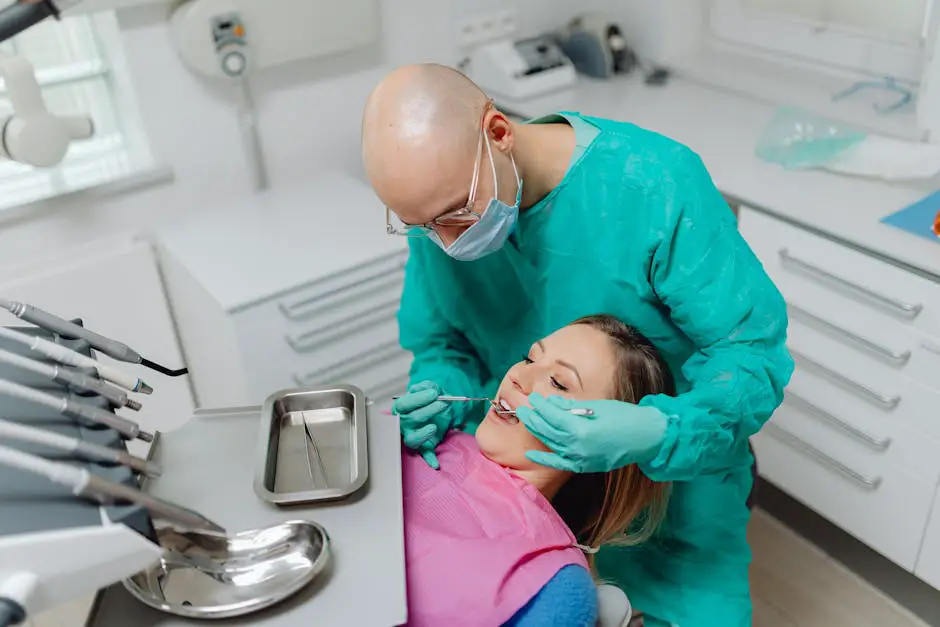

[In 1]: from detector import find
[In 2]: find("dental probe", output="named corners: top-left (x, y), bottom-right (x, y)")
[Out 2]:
top-left (0, 378), bottom-right (152, 442)
top-left (0, 418), bottom-right (161, 477)
top-left (0, 326), bottom-right (152, 394)
top-left (391, 395), bottom-right (595, 416)
top-left (0, 299), bottom-right (188, 377)
top-left (0, 347), bottom-right (141, 410)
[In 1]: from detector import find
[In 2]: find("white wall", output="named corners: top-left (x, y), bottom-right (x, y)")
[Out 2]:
top-left (0, 0), bottom-right (685, 266)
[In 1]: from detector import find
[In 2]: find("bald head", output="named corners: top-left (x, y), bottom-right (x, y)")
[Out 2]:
top-left (362, 64), bottom-right (492, 224)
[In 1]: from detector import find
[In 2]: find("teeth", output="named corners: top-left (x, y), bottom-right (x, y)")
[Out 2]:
top-left (500, 399), bottom-right (512, 411)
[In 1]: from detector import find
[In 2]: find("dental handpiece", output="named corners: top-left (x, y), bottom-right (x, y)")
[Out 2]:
top-left (0, 377), bottom-right (152, 442)
top-left (0, 418), bottom-right (161, 477)
top-left (0, 326), bottom-right (151, 394)
top-left (0, 444), bottom-right (224, 536)
top-left (0, 347), bottom-right (141, 410)
top-left (0, 298), bottom-right (188, 377)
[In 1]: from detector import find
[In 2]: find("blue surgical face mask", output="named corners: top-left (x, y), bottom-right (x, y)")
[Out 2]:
top-left (431, 133), bottom-right (522, 262)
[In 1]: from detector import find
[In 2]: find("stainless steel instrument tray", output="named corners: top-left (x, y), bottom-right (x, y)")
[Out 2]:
top-left (254, 385), bottom-right (369, 505)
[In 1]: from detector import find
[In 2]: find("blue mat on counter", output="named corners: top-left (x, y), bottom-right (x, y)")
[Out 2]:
top-left (881, 190), bottom-right (940, 244)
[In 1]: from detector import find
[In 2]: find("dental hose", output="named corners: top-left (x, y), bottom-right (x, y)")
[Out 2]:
top-left (0, 598), bottom-right (24, 627)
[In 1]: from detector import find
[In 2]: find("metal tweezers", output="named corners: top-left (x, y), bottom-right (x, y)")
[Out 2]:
top-left (301, 419), bottom-right (329, 489)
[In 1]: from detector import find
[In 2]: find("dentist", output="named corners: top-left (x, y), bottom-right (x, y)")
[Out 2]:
top-left (361, 63), bottom-right (793, 627)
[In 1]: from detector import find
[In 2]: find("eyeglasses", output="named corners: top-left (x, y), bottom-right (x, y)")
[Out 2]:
top-left (386, 100), bottom-right (494, 237)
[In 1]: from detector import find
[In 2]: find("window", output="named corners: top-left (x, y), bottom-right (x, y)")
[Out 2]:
top-left (0, 10), bottom-right (153, 213)
top-left (709, 0), bottom-right (935, 82)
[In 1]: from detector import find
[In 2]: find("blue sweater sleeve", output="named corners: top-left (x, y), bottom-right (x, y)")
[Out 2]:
top-left (503, 564), bottom-right (598, 627)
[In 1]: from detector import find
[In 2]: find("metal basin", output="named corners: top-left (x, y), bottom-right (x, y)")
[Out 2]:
top-left (123, 520), bottom-right (330, 619)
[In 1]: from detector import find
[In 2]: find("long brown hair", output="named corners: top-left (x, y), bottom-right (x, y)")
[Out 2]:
top-left (550, 314), bottom-right (674, 574)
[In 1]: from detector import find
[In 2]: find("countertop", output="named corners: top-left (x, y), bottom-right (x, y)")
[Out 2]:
top-left (497, 74), bottom-right (940, 282)
top-left (153, 172), bottom-right (407, 313)
top-left (87, 404), bottom-right (408, 627)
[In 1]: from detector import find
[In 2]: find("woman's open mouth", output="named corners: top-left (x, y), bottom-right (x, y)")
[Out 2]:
top-left (492, 397), bottom-right (520, 425)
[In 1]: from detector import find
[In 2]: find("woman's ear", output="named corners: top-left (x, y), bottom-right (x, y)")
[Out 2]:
top-left (485, 110), bottom-right (515, 153)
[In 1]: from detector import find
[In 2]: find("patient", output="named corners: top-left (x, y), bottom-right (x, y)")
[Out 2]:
top-left (400, 314), bottom-right (674, 627)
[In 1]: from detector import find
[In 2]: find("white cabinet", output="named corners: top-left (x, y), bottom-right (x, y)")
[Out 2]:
top-left (916, 494), bottom-right (940, 589)
top-left (0, 236), bottom-right (194, 457)
top-left (739, 206), bottom-right (940, 584)
top-left (154, 172), bottom-right (410, 410)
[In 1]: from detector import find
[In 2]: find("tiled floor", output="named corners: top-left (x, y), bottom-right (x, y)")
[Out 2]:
top-left (24, 508), bottom-right (932, 627)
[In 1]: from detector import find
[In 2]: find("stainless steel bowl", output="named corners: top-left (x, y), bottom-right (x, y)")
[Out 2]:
top-left (123, 520), bottom-right (330, 619)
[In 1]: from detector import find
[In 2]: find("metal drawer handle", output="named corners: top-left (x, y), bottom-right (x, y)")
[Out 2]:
top-left (790, 348), bottom-right (901, 411)
top-left (285, 299), bottom-right (399, 353)
top-left (764, 422), bottom-right (882, 490)
top-left (279, 265), bottom-right (404, 321)
top-left (922, 341), bottom-right (940, 356)
top-left (784, 391), bottom-right (891, 451)
top-left (294, 340), bottom-right (402, 386)
top-left (779, 248), bottom-right (923, 320)
top-left (787, 303), bottom-right (911, 367)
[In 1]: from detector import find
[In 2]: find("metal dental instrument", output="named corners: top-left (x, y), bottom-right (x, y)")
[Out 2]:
top-left (0, 326), bottom-right (152, 394)
top-left (301, 420), bottom-right (328, 489)
top-left (0, 299), bottom-right (189, 377)
top-left (390, 394), bottom-right (595, 416)
top-left (0, 347), bottom-right (141, 411)
top-left (0, 418), bottom-right (161, 477)
top-left (0, 443), bottom-right (224, 535)
top-left (0, 378), bottom-right (152, 442)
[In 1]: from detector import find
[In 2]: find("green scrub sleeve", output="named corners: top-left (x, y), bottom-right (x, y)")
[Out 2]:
top-left (397, 243), bottom-right (495, 427)
top-left (639, 151), bottom-right (794, 483)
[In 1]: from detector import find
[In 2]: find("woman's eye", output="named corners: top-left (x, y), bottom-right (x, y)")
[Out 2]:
top-left (550, 377), bottom-right (569, 392)
top-left (522, 355), bottom-right (534, 364)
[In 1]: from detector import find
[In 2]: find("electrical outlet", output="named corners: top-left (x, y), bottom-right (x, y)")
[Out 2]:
top-left (456, 9), bottom-right (518, 47)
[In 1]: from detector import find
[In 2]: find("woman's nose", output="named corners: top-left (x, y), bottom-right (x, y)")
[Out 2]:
top-left (512, 368), bottom-right (533, 395)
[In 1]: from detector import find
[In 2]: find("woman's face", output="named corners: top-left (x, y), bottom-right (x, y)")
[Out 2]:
top-left (475, 324), bottom-right (617, 470)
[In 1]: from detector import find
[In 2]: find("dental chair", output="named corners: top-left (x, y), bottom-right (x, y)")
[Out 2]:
top-left (597, 584), bottom-right (632, 627)
top-left (594, 440), bottom-right (760, 627)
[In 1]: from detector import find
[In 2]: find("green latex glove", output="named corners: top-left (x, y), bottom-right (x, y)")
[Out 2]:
top-left (392, 381), bottom-right (457, 470)
top-left (517, 393), bottom-right (669, 473)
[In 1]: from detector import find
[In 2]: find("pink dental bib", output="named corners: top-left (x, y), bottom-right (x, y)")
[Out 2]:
top-left (402, 432), bottom-right (589, 626)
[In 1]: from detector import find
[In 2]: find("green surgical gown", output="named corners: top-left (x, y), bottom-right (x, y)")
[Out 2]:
top-left (397, 112), bottom-right (794, 626)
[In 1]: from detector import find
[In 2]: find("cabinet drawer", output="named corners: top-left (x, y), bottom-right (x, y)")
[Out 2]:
top-left (753, 423), bottom-right (935, 570)
top-left (233, 253), bottom-right (406, 398)
top-left (272, 249), bottom-right (407, 323)
top-left (739, 207), bottom-right (940, 341)
top-left (785, 299), bottom-right (940, 394)
top-left (787, 318), bottom-right (940, 444)
top-left (240, 314), bottom-right (401, 402)
top-left (915, 487), bottom-right (940, 590)
top-left (295, 341), bottom-right (411, 402)
top-left (773, 388), bottom-right (940, 493)
top-left (231, 249), bottom-right (407, 318)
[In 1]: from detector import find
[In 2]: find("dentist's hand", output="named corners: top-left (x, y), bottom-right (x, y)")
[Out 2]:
top-left (516, 393), bottom-right (669, 473)
top-left (393, 381), bottom-right (456, 470)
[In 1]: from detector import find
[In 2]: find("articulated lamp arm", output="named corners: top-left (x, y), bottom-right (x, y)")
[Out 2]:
top-left (0, 54), bottom-right (94, 167)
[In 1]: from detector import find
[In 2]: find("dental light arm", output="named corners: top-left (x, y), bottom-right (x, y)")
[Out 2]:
top-left (0, 54), bottom-right (94, 167)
